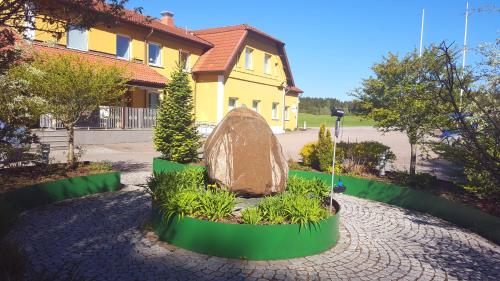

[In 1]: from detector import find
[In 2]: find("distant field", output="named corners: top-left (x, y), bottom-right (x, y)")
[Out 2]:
top-left (298, 113), bottom-right (376, 128)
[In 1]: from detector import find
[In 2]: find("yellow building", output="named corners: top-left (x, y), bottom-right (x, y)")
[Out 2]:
top-left (30, 9), bottom-right (302, 133)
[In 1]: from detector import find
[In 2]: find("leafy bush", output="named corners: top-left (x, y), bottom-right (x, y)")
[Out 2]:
top-left (287, 176), bottom-right (330, 199)
top-left (337, 141), bottom-right (395, 174)
top-left (197, 189), bottom-right (237, 221)
top-left (258, 193), bottom-right (329, 227)
top-left (85, 161), bottom-right (113, 171)
top-left (241, 207), bottom-right (262, 225)
top-left (299, 142), bottom-right (316, 167)
top-left (147, 168), bottom-right (236, 222)
top-left (257, 195), bottom-right (287, 224)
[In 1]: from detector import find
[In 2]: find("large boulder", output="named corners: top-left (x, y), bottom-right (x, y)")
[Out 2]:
top-left (204, 107), bottom-right (288, 196)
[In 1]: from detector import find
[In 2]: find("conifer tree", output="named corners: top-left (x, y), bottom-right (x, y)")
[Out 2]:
top-left (312, 124), bottom-right (333, 172)
top-left (154, 62), bottom-right (200, 163)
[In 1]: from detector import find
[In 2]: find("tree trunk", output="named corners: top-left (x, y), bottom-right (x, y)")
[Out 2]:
top-left (409, 142), bottom-right (417, 175)
top-left (67, 126), bottom-right (75, 167)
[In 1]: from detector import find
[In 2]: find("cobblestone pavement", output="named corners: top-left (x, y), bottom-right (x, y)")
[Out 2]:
top-left (6, 176), bottom-right (500, 281)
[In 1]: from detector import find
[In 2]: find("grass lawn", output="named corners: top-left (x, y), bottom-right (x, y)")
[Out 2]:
top-left (298, 113), bottom-right (376, 128)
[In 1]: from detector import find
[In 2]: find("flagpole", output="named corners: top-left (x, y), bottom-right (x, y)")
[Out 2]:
top-left (419, 9), bottom-right (425, 57)
top-left (459, 1), bottom-right (469, 110)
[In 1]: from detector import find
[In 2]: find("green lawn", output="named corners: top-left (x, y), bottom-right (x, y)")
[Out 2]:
top-left (298, 113), bottom-right (375, 128)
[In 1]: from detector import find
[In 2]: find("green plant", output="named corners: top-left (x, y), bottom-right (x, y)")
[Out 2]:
top-left (85, 160), bottom-right (113, 171)
top-left (313, 124), bottom-right (333, 172)
top-left (337, 141), bottom-right (395, 174)
top-left (299, 142), bottom-right (316, 166)
top-left (241, 207), bottom-right (262, 225)
top-left (287, 176), bottom-right (330, 199)
top-left (197, 189), bottom-right (237, 221)
top-left (154, 62), bottom-right (200, 163)
top-left (258, 195), bottom-right (287, 224)
top-left (161, 189), bottom-right (200, 221)
top-left (281, 193), bottom-right (329, 227)
top-left (11, 53), bottom-right (128, 167)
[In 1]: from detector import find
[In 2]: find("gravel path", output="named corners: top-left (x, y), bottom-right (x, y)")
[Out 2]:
top-left (5, 173), bottom-right (500, 281)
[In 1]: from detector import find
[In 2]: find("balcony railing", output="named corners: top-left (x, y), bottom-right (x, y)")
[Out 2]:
top-left (39, 106), bottom-right (217, 135)
top-left (40, 106), bottom-right (157, 129)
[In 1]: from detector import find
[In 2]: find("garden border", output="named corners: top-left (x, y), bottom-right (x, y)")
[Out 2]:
top-left (0, 172), bottom-right (121, 235)
top-left (152, 207), bottom-right (340, 260)
top-left (153, 157), bottom-right (500, 245)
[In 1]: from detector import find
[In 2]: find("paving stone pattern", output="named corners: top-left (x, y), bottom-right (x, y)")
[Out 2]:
top-left (6, 176), bottom-right (500, 281)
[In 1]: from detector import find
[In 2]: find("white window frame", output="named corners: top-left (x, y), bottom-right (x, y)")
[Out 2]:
top-left (252, 100), bottom-right (260, 113)
top-left (67, 25), bottom-right (89, 51)
top-left (228, 97), bottom-right (238, 111)
top-left (245, 47), bottom-right (253, 70)
top-left (148, 42), bottom-right (163, 67)
top-left (264, 53), bottom-right (272, 74)
top-left (116, 34), bottom-right (131, 60)
top-left (179, 50), bottom-right (190, 72)
top-left (272, 102), bottom-right (279, 120)
top-left (284, 106), bottom-right (290, 120)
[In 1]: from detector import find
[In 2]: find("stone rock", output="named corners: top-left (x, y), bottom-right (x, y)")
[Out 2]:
top-left (204, 107), bottom-right (288, 196)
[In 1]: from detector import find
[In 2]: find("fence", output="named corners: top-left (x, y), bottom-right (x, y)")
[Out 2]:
top-left (40, 106), bottom-right (157, 130)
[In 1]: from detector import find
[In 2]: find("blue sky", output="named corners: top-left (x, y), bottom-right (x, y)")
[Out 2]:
top-left (126, 0), bottom-right (499, 101)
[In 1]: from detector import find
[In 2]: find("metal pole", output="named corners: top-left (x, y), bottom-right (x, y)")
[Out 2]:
top-left (419, 9), bottom-right (425, 57)
top-left (460, 1), bottom-right (469, 110)
top-left (329, 118), bottom-right (339, 213)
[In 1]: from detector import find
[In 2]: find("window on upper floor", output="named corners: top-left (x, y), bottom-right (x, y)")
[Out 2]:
top-left (179, 50), bottom-right (190, 72)
top-left (264, 54), bottom-right (272, 74)
top-left (228, 98), bottom-right (238, 111)
top-left (252, 100), bottom-right (260, 113)
top-left (67, 26), bottom-right (88, 51)
top-left (245, 47), bottom-right (253, 70)
top-left (116, 35), bottom-right (130, 60)
top-left (272, 102), bottom-right (279, 119)
top-left (148, 42), bottom-right (162, 67)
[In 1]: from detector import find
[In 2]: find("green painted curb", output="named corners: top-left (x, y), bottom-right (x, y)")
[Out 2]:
top-left (0, 172), bottom-right (121, 236)
top-left (153, 158), bottom-right (500, 245)
top-left (152, 207), bottom-right (340, 260)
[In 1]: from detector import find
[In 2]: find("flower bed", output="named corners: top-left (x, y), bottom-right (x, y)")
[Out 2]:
top-left (148, 159), bottom-right (341, 260)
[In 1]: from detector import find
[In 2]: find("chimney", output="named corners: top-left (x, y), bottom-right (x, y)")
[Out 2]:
top-left (160, 11), bottom-right (174, 26)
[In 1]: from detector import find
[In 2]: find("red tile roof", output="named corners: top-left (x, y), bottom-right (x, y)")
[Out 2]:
top-left (192, 24), bottom-right (301, 92)
top-left (33, 43), bottom-right (168, 88)
top-left (118, 9), bottom-right (213, 48)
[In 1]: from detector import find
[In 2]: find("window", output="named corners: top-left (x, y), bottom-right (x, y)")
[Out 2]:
top-left (272, 102), bottom-right (279, 119)
top-left (252, 100), bottom-right (260, 113)
top-left (284, 106), bottom-right (290, 120)
top-left (228, 98), bottom-right (237, 111)
top-left (245, 47), bottom-right (253, 69)
top-left (264, 54), bottom-right (272, 74)
top-left (67, 26), bottom-right (88, 51)
top-left (148, 43), bottom-right (162, 66)
top-left (179, 50), bottom-right (190, 72)
top-left (116, 35), bottom-right (130, 60)
top-left (149, 93), bottom-right (160, 108)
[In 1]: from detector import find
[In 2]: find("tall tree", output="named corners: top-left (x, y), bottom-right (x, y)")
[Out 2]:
top-left (428, 42), bottom-right (499, 196)
top-left (12, 53), bottom-right (128, 166)
top-left (355, 48), bottom-right (446, 175)
top-left (154, 63), bottom-right (200, 163)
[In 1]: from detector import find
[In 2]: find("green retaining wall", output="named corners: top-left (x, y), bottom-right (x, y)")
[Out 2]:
top-left (153, 158), bottom-right (500, 245)
top-left (0, 172), bottom-right (121, 236)
top-left (152, 207), bottom-right (340, 260)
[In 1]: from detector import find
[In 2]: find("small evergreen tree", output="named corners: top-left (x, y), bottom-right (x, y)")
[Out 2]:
top-left (312, 124), bottom-right (333, 172)
top-left (154, 63), bottom-right (200, 163)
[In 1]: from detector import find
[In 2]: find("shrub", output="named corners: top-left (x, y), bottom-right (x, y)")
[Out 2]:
top-left (258, 193), bottom-right (329, 227)
top-left (154, 63), bottom-right (200, 163)
top-left (299, 142), bottom-right (316, 166)
top-left (197, 189), bottom-right (237, 221)
top-left (287, 176), bottom-right (330, 199)
top-left (337, 141), bottom-right (395, 174)
top-left (241, 207), bottom-right (262, 225)
top-left (313, 124), bottom-right (333, 172)
top-left (258, 195), bottom-right (287, 224)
